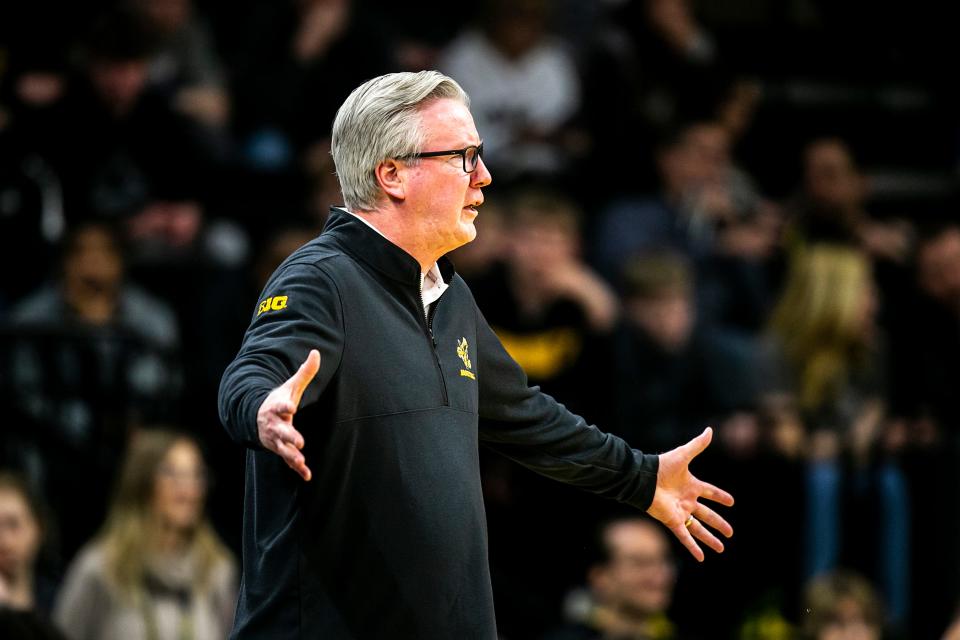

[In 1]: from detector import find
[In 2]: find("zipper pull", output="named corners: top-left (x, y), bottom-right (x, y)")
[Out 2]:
top-left (429, 328), bottom-right (437, 348)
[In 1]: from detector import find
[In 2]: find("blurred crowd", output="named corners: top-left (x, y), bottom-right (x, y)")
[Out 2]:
top-left (1, 0), bottom-right (959, 638)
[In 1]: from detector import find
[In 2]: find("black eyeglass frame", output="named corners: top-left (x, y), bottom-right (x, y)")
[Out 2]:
top-left (400, 141), bottom-right (484, 173)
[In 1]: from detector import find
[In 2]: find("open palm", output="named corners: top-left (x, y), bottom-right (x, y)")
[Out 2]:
top-left (256, 349), bottom-right (321, 481)
top-left (646, 427), bottom-right (735, 561)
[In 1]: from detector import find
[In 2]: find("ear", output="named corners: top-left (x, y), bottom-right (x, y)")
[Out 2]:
top-left (375, 159), bottom-right (406, 202)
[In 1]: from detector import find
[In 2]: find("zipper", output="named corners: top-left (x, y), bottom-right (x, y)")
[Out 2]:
top-left (419, 273), bottom-right (448, 405)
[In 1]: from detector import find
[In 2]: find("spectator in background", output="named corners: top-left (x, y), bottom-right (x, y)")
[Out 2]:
top-left (54, 430), bottom-right (236, 640)
top-left (3, 222), bottom-right (181, 560)
top-left (903, 224), bottom-right (960, 430)
top-left (438, 0), bottom-right (581, 180)
top-left (593, 120), bottom-right (778, 333)
top-left (888, 223), bottom-right (960, 637)
top-left (0, 471), bottom-right (67, 640)
top-left (484, 188), bottom-right (618, 419)
top-left (2, 6), bottom-right (242, 323)
top-left (132, 0), bottom-right (231, 129)
top-left (543, 517), bottom-right (678, 640)
top-left (594, 121), bottom-right (768, 274)
top-left (23, 8), bottom-right (222, 262)
top-left (800, 571), bottom-right (885, 640)
top-left (0, 472), bottom-right (56, 615)
top-left (786, 137), bottom-right (913, 264)
top-left (764, 244), bottom-right (909, 626)
top-left (576, 0), bottom-right (758, 197)
top-left (11, 222), bottom-right (179, 349)
top-left (611, 252), bottom-right (753, 452)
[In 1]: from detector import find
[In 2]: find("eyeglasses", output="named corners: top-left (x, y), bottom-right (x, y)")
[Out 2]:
top-left (401, 142), bottom-right (484, 173)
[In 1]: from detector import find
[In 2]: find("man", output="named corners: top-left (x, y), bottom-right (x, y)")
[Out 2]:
top-left (218, 71), bottom-right (733, 639)
top-left (544, 517), bottom-right (678, 640)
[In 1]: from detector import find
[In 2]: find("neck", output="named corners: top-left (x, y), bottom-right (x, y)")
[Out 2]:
top-left (353, 208), bottom-right (438, 275)
top-left (154, 521), bottom-right (189, 553)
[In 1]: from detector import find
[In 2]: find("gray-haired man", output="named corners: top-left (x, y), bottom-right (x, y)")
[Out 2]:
top-left (219, 71), bottom-right (733, 639)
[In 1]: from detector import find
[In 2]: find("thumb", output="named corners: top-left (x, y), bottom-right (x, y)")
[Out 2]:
top-left (288, 349), bottom-right (321, 407)
top-left (679, 427), bottom-right (713, 461)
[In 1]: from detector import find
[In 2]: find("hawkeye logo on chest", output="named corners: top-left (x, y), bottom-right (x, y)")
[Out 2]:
top-left (257, 295), bottom-right (288, 316)
top-left (457, 337), bottom-right (475, 380)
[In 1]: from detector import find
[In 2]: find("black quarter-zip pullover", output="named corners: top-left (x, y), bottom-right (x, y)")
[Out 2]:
top-left (218, 208), bottom-right (659, 639)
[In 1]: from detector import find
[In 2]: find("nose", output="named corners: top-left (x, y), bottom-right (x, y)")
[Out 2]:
top-left (471, 156), bottom-right (492, 188)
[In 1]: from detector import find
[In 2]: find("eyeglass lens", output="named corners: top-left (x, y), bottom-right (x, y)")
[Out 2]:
top-left (465, 145), bottom-right (482, 172)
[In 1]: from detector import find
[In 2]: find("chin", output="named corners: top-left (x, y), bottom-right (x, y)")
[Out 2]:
top-left (454, 222), bottom-right (477, 245)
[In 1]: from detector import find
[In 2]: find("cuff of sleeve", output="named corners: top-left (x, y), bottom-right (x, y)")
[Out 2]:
top-left (241, 388), bottom-right (272, 450)
top-left (628, 452), bottom-right (660, 511)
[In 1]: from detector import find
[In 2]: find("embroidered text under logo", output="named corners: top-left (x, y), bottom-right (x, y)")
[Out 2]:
top-left (457, 337), bottom-right (475, 380)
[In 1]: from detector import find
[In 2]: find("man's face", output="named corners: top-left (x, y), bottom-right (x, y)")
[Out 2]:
top-left (804, 140), bottom-right (864, 210)
top-left (89, 59), bottom-right (149, 116)
top-left (508, 217), bottom-right (578, 276)
top-left (402, 98), bottom-right (492, 257)
top-left (659, 123), bottom-right (730, 195)
top-left (593, 521), bottom-right (676, 617)
top-left (626, 291), bottom-right (694, 353)
top-left (64, 227), bottom-right (123, 297)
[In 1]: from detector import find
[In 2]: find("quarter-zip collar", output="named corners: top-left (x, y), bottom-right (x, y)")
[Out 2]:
top-left (323, 206), bottom-right (456, 287)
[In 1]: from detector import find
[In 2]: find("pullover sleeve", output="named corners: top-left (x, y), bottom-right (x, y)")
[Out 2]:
top-left (218, 261), bottom-right (345, 448)
top-left (475, 307), bottom-right (659, 511)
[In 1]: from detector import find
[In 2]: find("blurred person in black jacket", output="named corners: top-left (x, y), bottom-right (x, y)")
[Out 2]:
top-left (785, 138), bottom-right (913, 265)
top-left (888, 223), bottom-right (960, 638)
top-left (611, 251), bottom-right (754, 452)
top-left (2, 222), bottom-right (181, 560)
top-left (22, 9), bottom-right (221, 253)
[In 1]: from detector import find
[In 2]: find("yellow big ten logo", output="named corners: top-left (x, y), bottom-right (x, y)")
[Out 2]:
top-left (457, 337), bottom-right (475, 380)
top-left (257, 295), bottom-right (288, 316)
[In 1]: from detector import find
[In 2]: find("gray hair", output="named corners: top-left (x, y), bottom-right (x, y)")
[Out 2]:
top-left (331, 71), bottom-right (470, 212)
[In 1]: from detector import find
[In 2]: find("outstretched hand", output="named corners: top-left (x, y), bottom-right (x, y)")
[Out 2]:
top-left (647, 427), bottom-right (734, 562)
top-left (256, 349), bottom-right (321, 481)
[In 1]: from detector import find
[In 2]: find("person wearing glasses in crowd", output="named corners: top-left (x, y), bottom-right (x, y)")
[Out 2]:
top-left (218, 71), bottom-right (734, 639)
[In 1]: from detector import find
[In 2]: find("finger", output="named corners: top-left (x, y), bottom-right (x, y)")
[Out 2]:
top-left (269, 399), bottom-right (297, 419)
top-left (670, 522), bottom-right (705, 562)
top-left (265, 418), bottom-right (306, 451)
top-left (275, 439), bottom-right (312, 481)
top-left (288, 349), bottom-right (321, 407)
top-left (274, 437), bottom-right (305, 468)
top-left (698, 480), bottom-right (735, 507)
top-left (693, 502), bottom-right (734, 538)
top-left (678, 426), bottom-right (713, 461)
top-left (689, 518), bottom-right (725, 554)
